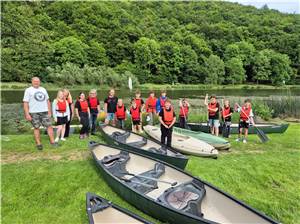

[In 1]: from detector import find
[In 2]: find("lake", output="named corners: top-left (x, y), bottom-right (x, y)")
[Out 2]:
top-left (1, 88), bottom-right (299, 104)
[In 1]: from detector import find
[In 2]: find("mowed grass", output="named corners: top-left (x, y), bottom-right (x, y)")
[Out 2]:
top-left (1, 124), bottom-right (300, 224)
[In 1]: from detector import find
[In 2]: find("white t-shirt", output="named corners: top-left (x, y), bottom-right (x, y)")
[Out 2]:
top-left (23, 86), bottom-right (49, 113)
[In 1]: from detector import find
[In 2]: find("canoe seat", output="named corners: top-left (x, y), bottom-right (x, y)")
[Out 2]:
top-left (102, 151), bottom-right (130, 178)
top-left (127, 138), bottom-right (147, 148)
top-left (148, 147), bottom-right (167, 155)
top-left (128, 163), bottom-right (165, 194)
top-left (111, 131), bottom-right (130, 143)
top-left (157, 179), bottom-right (206, 217)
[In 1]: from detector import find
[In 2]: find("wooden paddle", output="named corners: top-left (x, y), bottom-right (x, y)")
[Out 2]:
top-left (237, 104), bottom-right (269, 143)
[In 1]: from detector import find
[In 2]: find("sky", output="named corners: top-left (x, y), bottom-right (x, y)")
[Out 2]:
top-left (226, 0), bottom-right (300, 14)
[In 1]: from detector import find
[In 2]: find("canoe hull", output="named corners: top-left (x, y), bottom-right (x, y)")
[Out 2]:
top-left (99, 125), bottom-right (188, 169)
top-left (179, 123), bottom-right (289, 134)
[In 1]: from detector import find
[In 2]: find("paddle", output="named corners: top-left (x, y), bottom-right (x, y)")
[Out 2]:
top-left (237, 104), bottom-right (269, 143)
top-left (120, 177), bottom-right (158, 189)
top-left (179, 99), bottom-right (191, 130)
top-left (122, 172), bottom-right (178, 186)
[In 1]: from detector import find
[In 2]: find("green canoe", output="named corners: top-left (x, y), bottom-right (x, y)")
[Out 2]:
top-left (90, 143), bottom-right (279, 224)
top-left (176, 122), bottom-right (289, 134)
top-left (173, 126), bottom-right (231, 150)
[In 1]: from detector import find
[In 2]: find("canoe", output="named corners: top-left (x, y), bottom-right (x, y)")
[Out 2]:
top-left (99, 124), bottom-right (188, 169)
top-left (173, 126), bottom-right (231, 150)
top-left (90, 143), bottom-right (279, 224)
top-left (179, 122), bottom-right (289, 134)
top-left (143, 125), bottom-right (218, 158)
top-left (86, 192), bottom-right (152, 224)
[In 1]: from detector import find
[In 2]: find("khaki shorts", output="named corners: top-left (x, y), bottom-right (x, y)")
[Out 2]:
top-left (30, 112), bottom-right (52, 129)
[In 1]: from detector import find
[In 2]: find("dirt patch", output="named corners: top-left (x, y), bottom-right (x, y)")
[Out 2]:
top-left (1, 151), bottom-right (90, 164)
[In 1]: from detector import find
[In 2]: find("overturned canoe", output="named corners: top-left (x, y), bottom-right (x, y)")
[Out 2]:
top-left (180, 122), bottom-right (289, 134)
top-left (143, 125), bottom-right (218, 158)
top-left (86, 192), bottom-right (152, 224)
top-left (90, 143), bottom-right (279, 224)
top-left (99, 124), bottom-right (188, 169)
top-left (173, 126), bottom-right (231, 150)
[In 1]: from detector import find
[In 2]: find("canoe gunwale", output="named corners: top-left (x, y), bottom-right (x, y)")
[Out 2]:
top-left (99, 124), bottom-right (188, 169)
top-left (86, 192), bottom-right (153, 224)
top-left (90, 143), bottom-right (280, 224)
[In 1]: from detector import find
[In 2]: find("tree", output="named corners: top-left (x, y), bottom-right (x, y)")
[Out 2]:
top-left (204, 55), bottom-right (225, 84)
top-left (252, 50), bottom-right (272, 83)
top-left (270, 52), bottom-right (293, 85)
top-left (225, 57), bottom-right (246, 84)
top-left (87, 40), bottom-right (108, 66)
top-left (52, 36), bottom-right (88, 66)
top-left (179, 45), bottom-right (200, 83)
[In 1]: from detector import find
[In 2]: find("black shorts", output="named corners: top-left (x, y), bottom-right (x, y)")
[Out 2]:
top-left (56, 116), bottom-right (68, 125)
top-left (239, 120), bottom-right (249, 129)
top-left (132, 120), bottom-right (141, 125)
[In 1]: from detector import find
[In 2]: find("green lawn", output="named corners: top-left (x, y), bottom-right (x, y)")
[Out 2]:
top-left (1, 124), bottom-right (300, 224)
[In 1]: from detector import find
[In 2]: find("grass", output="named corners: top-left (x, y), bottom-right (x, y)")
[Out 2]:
top-left (1, 124), bottom-right (300, 224)
top-left (1, 81), bottom-right (300, 91)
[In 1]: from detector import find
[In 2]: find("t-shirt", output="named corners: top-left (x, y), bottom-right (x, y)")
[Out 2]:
top-left (221, 107), bottom-right (233, 122)
top-left (104, 96), bottom-right (118, 113)
top-left (208, 102), bottom-right (220, 120)
top-left (23, 86), bottom-right (49, 113)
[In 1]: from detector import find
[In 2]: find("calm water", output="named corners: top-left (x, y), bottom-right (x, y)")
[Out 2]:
top-left (1, 88), bottom-right (299, 104)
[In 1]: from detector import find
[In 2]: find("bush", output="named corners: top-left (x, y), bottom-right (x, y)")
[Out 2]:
top-left (252, 100), bottom-right (273, 121)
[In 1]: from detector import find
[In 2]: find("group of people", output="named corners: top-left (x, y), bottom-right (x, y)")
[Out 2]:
top-left (23, 77), bottom-right (255, 150)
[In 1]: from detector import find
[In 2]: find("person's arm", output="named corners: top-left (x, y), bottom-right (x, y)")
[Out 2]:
top-left (140, 109), bottom-right (142, 121)
top-left (23, 102), bottom-right (32, 121)
top-left (88, 107), bottom-right (91, 118)
top-left (75, 108), bottom-right (80, 121)
top-left (104, 103), bottom-right (108, 114)
top-left (159, 116), bottom-right (167, 128)
top-left (66, 102), bottom-right (70, 121)
top-left (52, 100), bottom-right (57, 122)
top-left (47, 100), bottom-right (52, 117)
top-left (97, 100), bottom-right (101, 113)
top-left (204, 94), bottom-right (208, 106)
top-left (179, 99), bottom-right (183, 107)
top-left (249, 109), bottom-right (255, 125)
top-left (70, 103), bottom-right (75, 120)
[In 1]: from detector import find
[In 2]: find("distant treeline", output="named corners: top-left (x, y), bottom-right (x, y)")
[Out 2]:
top-left (2, 1), bottom-right (299, 86)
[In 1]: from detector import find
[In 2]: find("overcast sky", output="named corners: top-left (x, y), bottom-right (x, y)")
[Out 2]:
top-left (226, 0), bottom-right (300, 14)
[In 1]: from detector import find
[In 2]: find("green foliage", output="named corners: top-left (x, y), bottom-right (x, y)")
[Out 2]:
top-left (204, 55), bottom-right (225, 84)
top-left (1, 1), bottom-right (299, 85)
top-left (225, 57), bottom-right (246, 84)
top-left (252, 100), bottom-right (273, 120)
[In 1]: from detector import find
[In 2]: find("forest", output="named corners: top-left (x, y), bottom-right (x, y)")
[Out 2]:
top-left (1, 1), bottom-right (300, 86)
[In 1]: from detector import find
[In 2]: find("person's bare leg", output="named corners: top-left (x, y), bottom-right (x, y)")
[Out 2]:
top-left (33, 128), bottom-right (41, 145)
top-left (47, 126), bottom-right (55, 144)
top-left (244, 128), bottom-right (248, 140)
top-left (215, 125), bottom-right (219, 136)
top-left (56, 126), bottom-right (62, 140)
top-left (238, 128), bottom-right (243, 139)
top-left (61, 125), bottom-right (66, 138)
top-left (211, 126), bottom-right (215, 135)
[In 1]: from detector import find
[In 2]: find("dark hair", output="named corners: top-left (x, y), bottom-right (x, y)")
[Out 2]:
top-left (161, 89), bottom-right (166, 94)
top-left (135, 90), bottom-right (141, 94)
top-left (131, 98), bottom-right (136, 104)
top-left (210, 95), bottom-right (216, 99)
top-left (149, 90), bottom-right (154, 94)
top-left (244, 99), bottom-right (251, 103)
top-left (165, 99), bottom-right (171, 104)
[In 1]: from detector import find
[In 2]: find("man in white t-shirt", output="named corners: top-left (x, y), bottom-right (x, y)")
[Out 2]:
top-left (23, 77), bottom-right (57, 150)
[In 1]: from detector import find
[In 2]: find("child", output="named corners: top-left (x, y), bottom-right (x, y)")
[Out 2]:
top-left (133, 90), bottom-right (145, 111)
top-left (156, 90), bottom-right (168, 114)
top-left (87, 89), bottom-right (100, 135)
top-left (205, 94), bottom-right (220, 136)
top-left (52, 90), bottom-right (70, 142)
top-left (145, 91), bottom-right (157, 125)
top-left (179, 98), bottom-right (190, 128)
top-left (63, 89), bottom-right (74, 138)
top-left (221, 99), bottom-right (233, 138)
top-left (159, 99), bottom-right (176, 147)
top-left (75, 92), bottom-right (90, 139)
top-left (130, 99), bottom-right (142, 133)
top-left (115, 99), bottom-right (127, 129)
top-left (235, 99), bottom-right (255, 143)
top-left (104, 89), bottom-right (118, 126)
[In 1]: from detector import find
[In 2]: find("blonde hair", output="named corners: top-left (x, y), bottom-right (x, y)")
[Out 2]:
top-left (63, 88), bottom-right (73, 103)
top-left (89, 89), bottom-right (97, 95)
top-left (56, 90), bottom-right (64, 101)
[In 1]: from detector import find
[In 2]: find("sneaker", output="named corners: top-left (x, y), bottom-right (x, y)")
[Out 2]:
top-left (60, 138), bottom-right (66, 141)
top-left (51, 142), bottom-right (59, 148)
top-left (36, 144), bottom-right (43, 150)
top-left (243, 139), bottom-right (247, 144)
top-left (79, 134), bottom-right (85, 139)
top-left (55, 137), bottom-right (59, 142)
top-left (235, 138), bottom-right (240, 142)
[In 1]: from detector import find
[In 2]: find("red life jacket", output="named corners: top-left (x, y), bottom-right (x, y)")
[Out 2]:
top-left (79, 100), bottom-right (88, 113)
top-left (208, 103), bottom-right (218, 116)
top-left (88, 97), bottom-right (98, 109)
top-left (240, 105), bottom-right (251, 121)
top-left (130, 107), bottom-right (140, 121)
top-left (146, 96), bottom-right (157, 112)
top-left (179, 105), bottom-right (189, 117)
top-left (222, 106), bottom-right (231, 118)
top-left (134, 98), bottom-right (142, 109)
top-left (115, 104), bottom-right (125, 119)
top-left (160, 97), bottom-right (167, 108)
top-left (57, 100), bottom-right (67, 113)
top-left (163, 108), bottom-right (174, 125)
